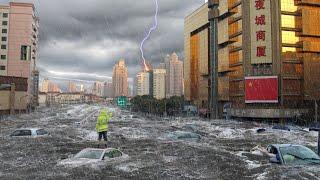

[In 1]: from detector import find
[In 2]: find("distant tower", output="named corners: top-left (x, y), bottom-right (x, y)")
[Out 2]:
top-left (165, 53), bottom-right (184, 98)
top-left (112, 59), bottom-right (128, 97)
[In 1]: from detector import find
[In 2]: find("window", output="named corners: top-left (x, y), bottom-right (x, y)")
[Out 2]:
top-left (0, 66), bottom-right (5, 70)
top-left (2, 21), bottom-right (7, 26)
top-left (281, 15), bottom-right (295, 28)
top-left (21, 45), bottom-right (31, 60)
top-left (104, 150), bottom-right (122, 159)
top-left (1, 55), bottom-right (6, 60)
top-left (10, 130), bottom-right (32, 136)
top-left (1, 37), bottom-right (7, 42)
top-left (2, 29), bottom-right (7, 34)
top-left (282, 31), bottom-right (299, 44)
top-left (281, 0), bottom-right (297, 12)
top-left (1, 45), bottom-right (6, 49)
top-left (3, 13), bottom-right (8, 18)
top-left (36, 129), bottom-right (48, 135)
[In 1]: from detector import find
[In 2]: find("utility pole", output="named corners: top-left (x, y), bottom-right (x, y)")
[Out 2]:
top-left (316, 100), bottom-right (319, 155)
top-left (208, 0), bottom-right (219, 119)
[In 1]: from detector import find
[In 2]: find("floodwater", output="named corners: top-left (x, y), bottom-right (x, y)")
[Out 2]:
top-left (0, 104), bottom-right (319, 179)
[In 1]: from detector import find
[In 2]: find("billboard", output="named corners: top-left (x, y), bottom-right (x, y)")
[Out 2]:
top-left (250, 0), bottom-right (273, 64)
top-left (245, 76), bottom-right (278, 103)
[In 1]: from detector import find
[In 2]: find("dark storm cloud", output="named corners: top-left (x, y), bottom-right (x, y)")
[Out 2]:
top-left (0, 0), bottom-right (204, 84)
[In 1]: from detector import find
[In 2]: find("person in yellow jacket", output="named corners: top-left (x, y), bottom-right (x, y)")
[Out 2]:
top-left (96, 110), bottom-right (112, 145)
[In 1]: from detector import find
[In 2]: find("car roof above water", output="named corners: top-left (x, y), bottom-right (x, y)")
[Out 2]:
top-left (82, 148), bottom-right (119, 151)
top-left (15, 128), bottom-right (43, 131)
top-left (270, 144), bottom-right (305, 149)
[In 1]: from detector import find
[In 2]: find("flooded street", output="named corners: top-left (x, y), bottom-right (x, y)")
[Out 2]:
top-left (0, 104), bottom-right (319, 180)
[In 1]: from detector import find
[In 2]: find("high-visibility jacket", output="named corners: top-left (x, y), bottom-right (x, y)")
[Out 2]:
top-left (95, 110), bottom-right (110, 132)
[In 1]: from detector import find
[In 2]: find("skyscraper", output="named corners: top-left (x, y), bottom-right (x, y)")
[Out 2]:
top-left (153, 69), bottom-right (166, 99)
top-left (0, 2), bottom-right (39, 105)
top-left (41, 78), bottom-right (50, 93)
top-left (68, 81), bottom-right (77, 93)
top-left (112, 59), bottom-right (128, 97)
top-left (136, 70), bottom-right (151, 96)
top-left (165, 53), bottom-right (184, 98)
top-left (92, 81), bottom-right (103, 97)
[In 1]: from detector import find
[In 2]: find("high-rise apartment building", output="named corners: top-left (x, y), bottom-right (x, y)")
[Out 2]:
top-left (112, 59), bottom-right (128, 97)
top-left (68, 81), bottom-right (77, 93)
top-left (0, 2), bottom-right (39, 106)
top-left (41, 78), bottom-right (61, 93)
top-left (164, 53), bottom-right (184, 98)
top-left (185, 0), bottom-right (320, 119)
top-left (153, 69), bottom-right (166, 99)
top-left (136, 70), bottom-right (151, 96)
top-left (92, 81), bottom-right (103, 97)
top-left (41, 78), bottom-right (50, 93)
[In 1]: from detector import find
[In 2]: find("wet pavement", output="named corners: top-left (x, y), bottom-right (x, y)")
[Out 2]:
top-left (0, 104), bottom-right (319, 180)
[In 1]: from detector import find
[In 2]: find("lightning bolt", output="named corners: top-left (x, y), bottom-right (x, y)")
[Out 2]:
top-left (140, 0), bottom-right (159, 71)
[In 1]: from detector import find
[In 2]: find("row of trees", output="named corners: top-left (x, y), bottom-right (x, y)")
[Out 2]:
top-left (130, 95), bottom-right (185, 116)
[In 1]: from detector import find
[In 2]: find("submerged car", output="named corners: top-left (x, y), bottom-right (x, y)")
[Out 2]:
top-left (59, 148), bottom-right (128, 167)
top-left (268, 144), bottom-right (320, 165)
top-left (167, 131), bottom-right (201, 140)
top-left (10, 128), bottom-right (49, 137)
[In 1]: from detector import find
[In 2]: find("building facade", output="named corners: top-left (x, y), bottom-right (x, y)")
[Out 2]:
top-left (184, 4), bottom-right (210, 107)
top-left (112, 59), bottom-right (128, 97)
top-left (164, 53), bottom-right (184, 98)
top-left (185, 0), bottom-right (320, 119)
top-left (0, 2), bottom-right (39, 107)
top-left (136, 71), bottom-right (151, 96)
top-left (103, 81), bottom-right (113, 98)
top-left (68, 81), bottom-right (77, 93)
top-left (92, 81), bottom-right (103, 97)
top-left (153, 68), bottom-right (166, 99)
top-left (0, 76), bottom-right (28, 115)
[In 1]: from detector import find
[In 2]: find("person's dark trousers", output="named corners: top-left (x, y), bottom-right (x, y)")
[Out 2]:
top-left (98, 131), bottom-right (108, 141)
top-left (97, 131), bottom-right (108, 148)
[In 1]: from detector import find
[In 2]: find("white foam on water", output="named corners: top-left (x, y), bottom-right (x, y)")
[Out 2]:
top-left (256, 172), bottom-right (268, 180)
top-left (115, 162), bottom-right (140, 172)
top-left (117, 127), bottom-right (150, 139)
top-left (163, 155), bottom-right (177, 163)
top-left (245, 159), bottom-right (261, 170)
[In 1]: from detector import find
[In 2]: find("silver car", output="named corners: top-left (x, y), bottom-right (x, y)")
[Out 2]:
top-left (10, 128), bottom-right (49, 137)
top-left (59, 148), bottom-right (129, 167)
top-left (268, 144), bottom-right (320, 165)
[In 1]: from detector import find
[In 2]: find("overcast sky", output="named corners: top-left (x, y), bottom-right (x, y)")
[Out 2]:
top-left (0, 0), bottom-right (205, 88)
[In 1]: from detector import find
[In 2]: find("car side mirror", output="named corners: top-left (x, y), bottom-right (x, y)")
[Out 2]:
top-left (269, 157), bottom-right (280, 164)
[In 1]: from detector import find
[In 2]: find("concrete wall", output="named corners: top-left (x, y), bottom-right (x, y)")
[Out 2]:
top-left (0, 90), bottom-right (27, 110)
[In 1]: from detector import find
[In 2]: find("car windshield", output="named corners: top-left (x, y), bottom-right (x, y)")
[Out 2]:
top-left (74, 149), bottom-right (104, 160)
top-left (279, 146), bottom-right (320, 165)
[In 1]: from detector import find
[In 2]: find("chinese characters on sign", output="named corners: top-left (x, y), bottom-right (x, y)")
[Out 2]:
top-left (250, 0), bottom-right (272, 64)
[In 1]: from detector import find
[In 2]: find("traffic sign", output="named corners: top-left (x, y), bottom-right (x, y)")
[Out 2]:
top-left (117, 96), bottom-right (127, 108)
